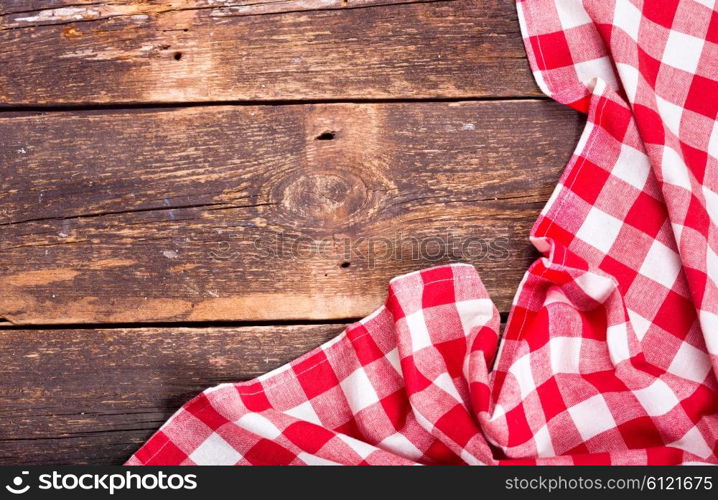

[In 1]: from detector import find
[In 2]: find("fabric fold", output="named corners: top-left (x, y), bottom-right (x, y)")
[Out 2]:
top-left (128, 0), bottom-right (718, 465)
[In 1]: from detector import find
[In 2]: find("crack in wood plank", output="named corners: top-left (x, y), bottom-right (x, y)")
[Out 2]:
top-left (0, 200), bottom-right (275, 228)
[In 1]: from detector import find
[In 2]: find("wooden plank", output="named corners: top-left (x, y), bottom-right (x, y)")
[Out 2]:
top-left (0, 0), bottom-right (539, 104)
top-left (0, 325), bottom-right (343, 465)
top-left (0, 100), bottom-right (584, 324)
top-left (1, 0), bottom-right (438, 18)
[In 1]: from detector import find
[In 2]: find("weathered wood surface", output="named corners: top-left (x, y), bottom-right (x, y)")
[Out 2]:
top-left (0, 0), bottom-right (539, 105)
top-left (0, 100), bottom-right (583, 325)
top-left (0, 325), bottom-right (343, 465)
top-left (1, 0), bottom-right (437, 17)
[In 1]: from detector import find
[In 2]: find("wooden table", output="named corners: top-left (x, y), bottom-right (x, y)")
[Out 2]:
top-left (0, 0), bottom-right (583, 464)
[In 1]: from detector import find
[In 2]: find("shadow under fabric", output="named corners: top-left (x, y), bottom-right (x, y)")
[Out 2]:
top-left (128, 0), bottom-right (718, 465)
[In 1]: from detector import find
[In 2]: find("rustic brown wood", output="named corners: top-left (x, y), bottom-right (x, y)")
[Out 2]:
top-left (0, 100), bottom-right (583, 324)
top-left (0, 0), bottom-right (539, 105)
top-left (1, 0), bottom-right (438, 18)
top-left (0, 325), bottom-right (343, 465)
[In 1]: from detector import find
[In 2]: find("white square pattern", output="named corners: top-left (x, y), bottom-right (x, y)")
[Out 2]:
top-left (455, 298), bottom-right (494, 335)
top-left (297, 452), bottom-right (340, 465)
top-left (533, 424), bottom-right (556, 458)
top-left (668, 342), bottom-right (711, 384)
top-left (576, 206), bottom-right (623, 254)
top-left (567, 394), bottom-right (616, 441)
top-left (627, 308), bottom-right (652, 341)
top-left (638, 239), bottom-right (682, 289)
top-left (702, 186), bottom-right (718, 227)
top-left (189, 433), bottom-right (242, 465)
top-left (338, 433), bottom-right (377, 459)
top-left (405, 310), bottom-right (431, 351)
top-left (385, 347), bottom-right (402, 375)
top-left (656, 95), bottom-right (684, 137)
top-left (668, 426), bottom-right (713, 460)
top-left (549, 337), bottom-right (582, 374)
top-left (339, 368), bottom-right (380, 413)
top-left (236, 413), bottom-right (282, 440)
top-left (574, 271), bottom-right (617, 303)
top-left (556, 0), bottom-right (592, 30)
top-left (509, 353), bottom-right (538, 399)
top-left (616, 62), bottom-right (640, 103)
top-left (632, 379), bottom-right (680, 416)
top-left (433, 372), bottom-right (463, 403)
top-left (284, 400), bottom-right (322, 425)
top-left (613, 0), bottom-right (641, 41)
top-left (662, 29), bottom-right (705, 75)
top-left (661, 146), bottom-right (692, 190)
top-left (378, 433), bottom-right (423, 460)
top-left (709, 120), bottom-right (718, 160)
top-left (700, 311), bottom-right (718, 356)
top-left (574, 57), bottom-right (619, 89)
top-left (707, 246), bottom-right (718, 291)
top-left (606, 322), bottom-right (632, 365)
top-left (613, 143), bottom-right (651, 190)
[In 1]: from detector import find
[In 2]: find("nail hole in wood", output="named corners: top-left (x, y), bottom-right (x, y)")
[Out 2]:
top-left (315, 131), bottom-right (336, 141)
top-left (174, 52), bottom-right (183, 61)
top-left (340, 261), bottom-right (351, 268)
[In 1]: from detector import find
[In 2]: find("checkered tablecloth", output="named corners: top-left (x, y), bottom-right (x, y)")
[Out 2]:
top-left (128, 0), bottom-right (718, 465)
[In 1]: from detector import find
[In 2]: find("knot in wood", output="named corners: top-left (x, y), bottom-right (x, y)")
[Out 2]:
top-left (274, 170), bottom-right (368, 226)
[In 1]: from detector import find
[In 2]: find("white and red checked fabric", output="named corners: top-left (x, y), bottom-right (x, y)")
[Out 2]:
top-left (128, 0), bottom-right (718, 465)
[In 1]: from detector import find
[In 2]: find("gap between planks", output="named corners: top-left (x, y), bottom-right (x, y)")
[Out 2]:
top-left (0, 313), bottom-right (514, 330)
top-left (0, 95), bottom-right (552, 114)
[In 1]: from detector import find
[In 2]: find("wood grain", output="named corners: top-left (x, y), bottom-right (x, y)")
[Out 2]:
top-left (0, 325), bottom-right (343, 465)
top-left (0, 100), bottom-right (583, 324)
top-left (1, 0), bottom-right (439, 18)
top-left (0, 0), bottom-right (539, 105)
